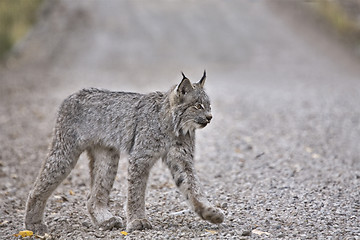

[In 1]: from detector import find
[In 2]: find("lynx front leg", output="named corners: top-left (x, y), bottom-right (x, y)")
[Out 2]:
top-left (165, 147), bottom-right (224, 224)
top-left (25, 143), bottom-right (80, 234)
top-left (87, 147), bottom-right (123, 230)
top-left (126, 156), bottom-right (154, 232)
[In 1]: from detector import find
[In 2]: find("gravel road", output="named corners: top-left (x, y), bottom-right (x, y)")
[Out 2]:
top-left (1, 0), bottom-right (359, 239)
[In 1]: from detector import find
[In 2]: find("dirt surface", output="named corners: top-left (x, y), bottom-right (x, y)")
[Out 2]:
top-left (1, 0), bottom-right (359, 239)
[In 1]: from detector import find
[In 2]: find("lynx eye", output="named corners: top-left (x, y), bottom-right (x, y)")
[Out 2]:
top-left (194, 103), bottom-right (204, 110)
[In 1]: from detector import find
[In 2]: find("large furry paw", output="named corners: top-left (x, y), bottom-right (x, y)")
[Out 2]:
top-left (126, 219), bottom-right (152, 232)
top-left (200, 206), bottom-right (225, 224)
top-left (25, 222), bottom-right (48, 235)
top-left (98, 216), bottom-right (124, 230)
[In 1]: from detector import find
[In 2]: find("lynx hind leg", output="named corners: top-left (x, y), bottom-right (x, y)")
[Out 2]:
top-left (87, 146), bottom-right (123, 230)
top-left (25, 144), bottom-right (80, 234)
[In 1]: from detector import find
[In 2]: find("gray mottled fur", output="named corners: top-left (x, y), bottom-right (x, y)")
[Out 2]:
top-left (25, 72), bottom-right (224, 233)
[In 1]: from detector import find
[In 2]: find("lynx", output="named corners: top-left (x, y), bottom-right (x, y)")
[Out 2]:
top-left (25, 72), bottom-right (224, 233)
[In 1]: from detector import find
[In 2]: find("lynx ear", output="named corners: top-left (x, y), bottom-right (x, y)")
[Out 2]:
top-left (198, 70), bottom-right (206, 87)
top-left (177, 73), bottom-right (194, 95)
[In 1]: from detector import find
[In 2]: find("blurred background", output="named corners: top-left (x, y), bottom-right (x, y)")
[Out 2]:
top-left (1, 0), bottom-right (360, 90)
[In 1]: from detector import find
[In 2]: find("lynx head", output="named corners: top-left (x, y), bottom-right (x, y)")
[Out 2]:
top-left (170, 71), bottom-right (212, 136)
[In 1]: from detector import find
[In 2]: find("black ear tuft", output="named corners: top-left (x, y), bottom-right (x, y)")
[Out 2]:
top-left (181, 72), bottom-right (187, 80)
top-left (198, 70), bottom-right (206, 87)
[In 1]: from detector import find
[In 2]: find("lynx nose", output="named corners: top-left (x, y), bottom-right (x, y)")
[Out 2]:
top-left (206, 114), bottom-right (213, 123)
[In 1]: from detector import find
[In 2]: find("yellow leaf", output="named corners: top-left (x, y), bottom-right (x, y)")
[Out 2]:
top-left (120, 231), bottom-right (128, 236)
top-left (69, 190), bottom-right (75, 195)
top-left (252, 229), bottom-right (270, 236)
top-left (14, 230), bottom-right (33, 237)
top-left (205, 229), bottom-right (218, 234)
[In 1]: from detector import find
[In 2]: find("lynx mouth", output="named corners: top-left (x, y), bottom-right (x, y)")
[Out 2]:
top-left (197, 122), bottom-right (208, 128)
top-left (196, 118), bottom-right (210, 128)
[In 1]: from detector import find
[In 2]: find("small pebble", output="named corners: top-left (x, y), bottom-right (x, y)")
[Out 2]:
top-left (82, 221), bottom-right (91, 228)
top-left (241, 230), bottom-right (251, 236)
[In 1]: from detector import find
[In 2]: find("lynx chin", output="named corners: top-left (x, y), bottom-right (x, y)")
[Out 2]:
top-left (25, 71), bottom-right (224, 233)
